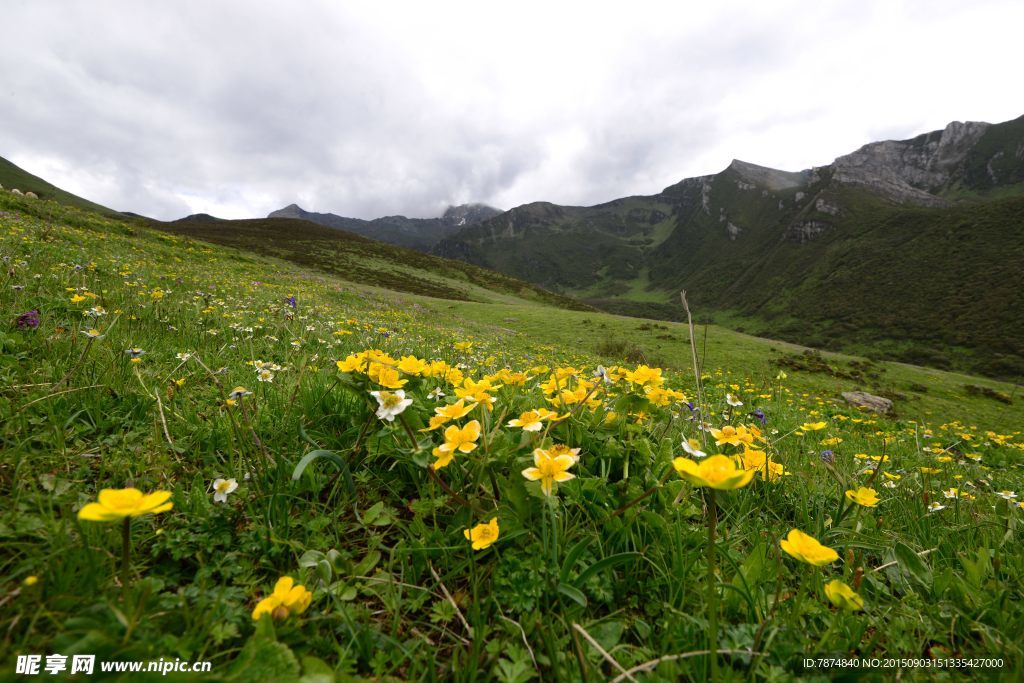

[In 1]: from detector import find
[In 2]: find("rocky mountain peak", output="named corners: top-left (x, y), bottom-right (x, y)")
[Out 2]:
top-left (727, 159), bottom-right (810, 191)
top-left (441, 203), bottom-right (502, 227)
top-left (268, 203), bottom-right (305, 219)
top-left (831, 120), bottom-right (991, 205)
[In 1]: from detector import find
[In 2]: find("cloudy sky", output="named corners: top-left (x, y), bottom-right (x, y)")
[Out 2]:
top-left (2, 0), bottom-right (1022, 221)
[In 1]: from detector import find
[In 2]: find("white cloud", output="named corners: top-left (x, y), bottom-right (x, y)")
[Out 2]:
top-left (0, 0), bottom-right (1021, 220)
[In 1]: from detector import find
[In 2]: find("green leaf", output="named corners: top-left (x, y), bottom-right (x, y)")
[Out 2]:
top-left (291, 449), bottom-right (344, 480)
top-left (894, 542), bottom-right (933, 590)
top-left (572, 552), bottom-right (641, 589)
top-left (228, 635), bottom-right (300, 683)
top-left (559, 538), bottom-right (594, 583)
top-left (291, 449), bottom-right (356, 498)
top-left (353, 550), bottom-right (381, 576)
top-left (557, 582), bottom-right (588, 607)
top-left (298, 656), bottom-right (335, 683)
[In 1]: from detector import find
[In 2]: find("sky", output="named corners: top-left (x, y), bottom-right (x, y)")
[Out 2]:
top-left (2, 0), bottom-right (1022, 221)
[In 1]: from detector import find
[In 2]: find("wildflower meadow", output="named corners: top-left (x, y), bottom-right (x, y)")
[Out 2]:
top-left (2, 192), bottom-right (1023, 681)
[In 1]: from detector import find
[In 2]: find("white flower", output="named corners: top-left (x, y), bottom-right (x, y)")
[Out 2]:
top-left (428, 387), bottom-right (446, 401)
top-left (681, 438), bottom-right (707, 459)
top-left (176, 352), bottom-right (192, 361)
top-left (594, 365), bottom-right (610, 383)
top-left (943, 488), bottom-right (959, 499)
top-left (882, 480), bottom-right (898, 489)
top-left (928, 502), bottom-right (946, 513)
top-left (997, 490), bottom-right (1018, 500)
top-left (726, 393), bottom-right (743, 407)
top-left (257, 368), bottom-right (275, 382)
top-left (213, 478), bottom-right (238, 503)
top-left (370, 390), bottom-right (413, 422)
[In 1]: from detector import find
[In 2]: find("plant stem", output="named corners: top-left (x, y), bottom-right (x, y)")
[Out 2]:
top-left (121, 517), bottom-right (131, 592)
top-left (706, 488), bottom-right (719, 681)
top-left (607, 467), bottom-right (675, 520)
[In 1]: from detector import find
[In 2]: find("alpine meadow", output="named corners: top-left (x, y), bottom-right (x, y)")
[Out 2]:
top-left (3, 3), bottom-right (1024, 681)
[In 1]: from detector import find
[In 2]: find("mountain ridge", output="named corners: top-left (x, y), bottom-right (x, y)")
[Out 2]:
top-left (432, 113), bottom-right (1024, 379)
top-left (265, 201), bottom-right (501, 251)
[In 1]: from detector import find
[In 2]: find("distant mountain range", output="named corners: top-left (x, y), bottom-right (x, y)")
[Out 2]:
top-left (429, 115), bottom-right (1024, 379)
top-left (3, 113), bottom-right (1022, 379)
top-left (265, 202), bottom-right (501, 251)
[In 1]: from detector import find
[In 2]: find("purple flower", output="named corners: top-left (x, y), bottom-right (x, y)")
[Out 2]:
top-left (820, 450), bottom-right (835, 465)
top-left (285, 296), bottom-right (297, 309)
top-left (16, 309), bottom-right (40, 329)
top-left (749, 408), bottom-right (767, 425)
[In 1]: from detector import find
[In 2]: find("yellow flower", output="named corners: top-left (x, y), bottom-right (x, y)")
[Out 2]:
top-left (824, 579), bottom-right (864, 610)
top-left (368, 363), bottom-right (407, 389)
top-left (624, 364), bottom-right (664, 387)
top-left (672, 454), bottom-right (755, 490)
top-left (420, 415), bottom-right (451, 432)
top-left (708, 425), bottom-right (754, 448)
top-left (251, 576), bottom-right (313, 621)
top-left (70, 294), bottom-right (86, 303)
top-left (397, 355), bottom-right (427, 375)
top-left (780, 529), bottom-right (839, 566)
top-left (507, 410), bottom-right (546, 432)
top-left (78, 488), bottom-right (174, 522)
top-left (845, 487), bottom-right (880, 507)
top-left (438, 420), bottom-right (481, 454)
top-left (522, 447), bottom-right (576, 496)
top-left (737, 449), bottom-right (787, 482)
top-left (431, 445), bottom-right (455, 469)
top-left (23, 576), bottom-right (39, 587)
top-left (801, 421), bottom-right (828, 431)
top-left (435, 399), bottom-right (476, 420)
top-left (464, 518), bottom-right (500, 550)
top-left (336, 354), bottom-right (367, 373)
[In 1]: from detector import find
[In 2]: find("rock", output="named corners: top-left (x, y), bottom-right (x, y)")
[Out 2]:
top-left (842, 391), bottom-right (894, 414)
top-left (728, 159), bottom-right (809, 190)
top-left (11, 188), bottom-right (23, 195)
top-left (831, 120), bottom-right (989, 206)
top-left (726, 222), bottom-right (742, 240)
top-left (814, 198), bottom-right (840, 215)
top-left (786, 220), bottom-right (830, 243)
top-left (25, 191), bottom-right (38, 199)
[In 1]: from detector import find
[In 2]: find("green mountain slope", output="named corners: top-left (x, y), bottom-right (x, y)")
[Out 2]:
top-left (434, 115), bottom-right (1024, 380)
top-left (152, 214), bottom-right (590, 309)
top-left (266, 202), bottom-right (501, 251)
top-left (0, 155), bottom-right (120, 216)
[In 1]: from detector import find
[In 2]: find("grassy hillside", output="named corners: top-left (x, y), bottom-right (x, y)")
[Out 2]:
top-left (0, 155), bottom-right (121, 216)
top-left (3, 191), bottom-right (1024, 681)
top-left (435, 157), bottom-right (1024, 381)
top-left (156, 215), bottom-right (590, 310)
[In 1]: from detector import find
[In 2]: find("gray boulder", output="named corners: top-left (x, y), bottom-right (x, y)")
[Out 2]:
top-left (842, 391), bottom-right (894, 415)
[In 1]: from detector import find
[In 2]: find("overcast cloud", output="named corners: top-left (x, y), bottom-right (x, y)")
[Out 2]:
top-left (2, 0), bottom-right (1022, 220)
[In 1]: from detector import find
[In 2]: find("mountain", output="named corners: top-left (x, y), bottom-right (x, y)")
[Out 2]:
top-left (266, 202), bottom-right (501, 251)
top-left (0, 155), bottom-right (121, 216)
top-left (434, 115), bottom-right (1024, 379)
top-left (156, 213), bottom-right (588, 309)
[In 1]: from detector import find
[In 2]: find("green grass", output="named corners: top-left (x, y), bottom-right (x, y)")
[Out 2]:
top-left (435, 156), bottom-right (1024, 382)
top-left (3, 192), bottom-right (1024, 681)
top-left (0, 156), bottom-right (121, 217)
top-left (155, 215), bottom-right (590, 311)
